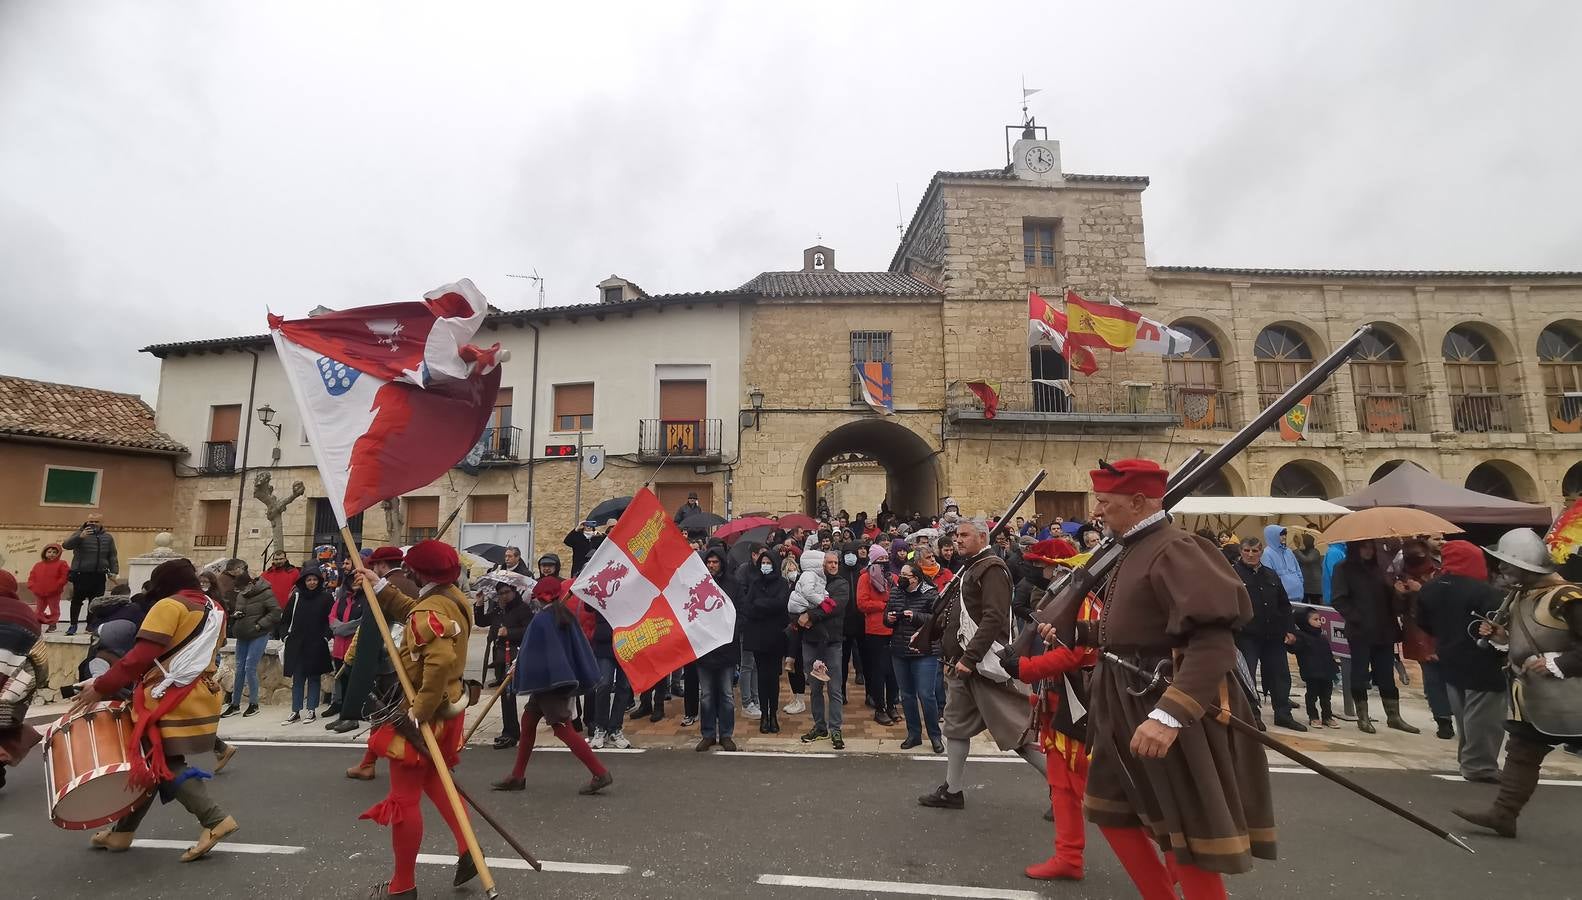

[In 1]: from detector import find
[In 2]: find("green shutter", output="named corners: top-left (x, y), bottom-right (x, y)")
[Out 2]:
top-left (44, 468), bottom-right (98, 505)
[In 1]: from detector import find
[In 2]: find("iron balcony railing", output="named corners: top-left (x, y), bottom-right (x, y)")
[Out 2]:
top-left (480, 426), bottom-right (521, 462)
top-left (193, 533), bottom-right (227, 548)
top-left (1544, 392), bottom-right (1582, 433)
top-left (199, 441), bottom-right (237, 474)
top-left (1450, 393), bottom-right (1523, 434)
top-left (946, 380), bottom-right (1235, 430)
top-left (1353, 393), bottom-right (1429, 433)
top-left (638, 418), bottom-right (723, 461)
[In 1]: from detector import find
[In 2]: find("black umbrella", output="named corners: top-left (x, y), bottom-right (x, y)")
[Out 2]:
top-left (678, 511), bottom-right (727, 531)
top-left (464, 543), bottom-right (509, 566)
top-left (723, 524), bottom-right (774, 546)
top-left (727, 537), bottom-right (769, 569)
top-left (586, 496), bottom-right (632, 524)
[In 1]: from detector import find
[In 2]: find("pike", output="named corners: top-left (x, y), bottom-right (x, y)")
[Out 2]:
top-left (1101, 651), bottom-right (1475, 854)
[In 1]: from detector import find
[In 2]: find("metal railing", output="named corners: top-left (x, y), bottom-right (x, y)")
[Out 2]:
top-left (1450, 393), bottom-right (1522, 433)
top-left (1257, 389), bottom-right (1336, 432)
top-left (479, 426), bottom-right (521, 462)
top-left (638, 418), bottom-right (723, 460)
top-left (1353, 393), bottom-right (1428, 433)
top-left (1161, 386), bottom-right (1239, 431)
top-left (199, 441), bottom-right (237, 474)
top-left (1545, 392), bottom-right (1582, 433)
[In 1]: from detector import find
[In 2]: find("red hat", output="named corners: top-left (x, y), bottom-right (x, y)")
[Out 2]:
top-left (1023, 538), bottom-right (1080, 565)
top-left (1089, 458), bottom-right (1167, 499)
top-left (367, 546), bottom-right (405, 565)
top-left (403, 540), bottom-right (460, 583)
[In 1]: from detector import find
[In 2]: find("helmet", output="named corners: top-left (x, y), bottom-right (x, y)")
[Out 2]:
top-left (1484, 528), bottom-right (1556, 575)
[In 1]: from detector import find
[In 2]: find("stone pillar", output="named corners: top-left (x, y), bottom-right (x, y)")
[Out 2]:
top-left (127, 532), bottom-right (184, 591)
top-left (1228, 283), bottom-right (1262, 428)
top-left (1323, 286), bottom-right (1360, 434)
top-left (1504, 285), bottom-right (1546, 434)
top-left (1416, 287), bottom-right (1455, 434)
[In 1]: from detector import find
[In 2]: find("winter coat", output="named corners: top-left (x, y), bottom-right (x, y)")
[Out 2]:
top-left (261, 565), bottom-right (300, 610)
top-left (1292, 543), bottom-right (1324, 597)
top-left (788, 549), bottom-right (829, 615)
top-left (328, 589), bottom-right (363, 660)
top-left (1012, 572), bottom-right (1048, 627)
top-left (801, 572), bottom-right (849, 646)
top-left (1260, 525), bottom-right (1304, 601)
top-left (1287, 618), bottom-right (1338, 681)
top-left (1417, 541), bottom-right (1505, 693)
top-left (838, 554), bottom-right (864, 639)
top-left (27, 546), bottom-right (70, 604)
top-left (514, 603), bottom-right (601, 695)
top-left (62, 526), bottom-right (117, 575)
top-left (1331, 547), bottom-right (1402, 646)
top-left (282, 570), bottom-right (334, 678)
top-left (1233, 559), bottom-right (1292, 640)
top-left (531, 574), bottom-right (566, 606)
top-left (884, 578), bottom-right (937, 657)
top-left (228, 578), bottom-right (282, 641)
top-left (856, 570), bottom-right (894, 637)
top-left (740, 567), bottom-right (792, 655)
top-left (1322, 542), bottom-right (1347, 604)
top-left (563, 528), bottom-right (595, 577)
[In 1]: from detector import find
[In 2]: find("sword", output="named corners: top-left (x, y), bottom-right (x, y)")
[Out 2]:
top-left (1100, 650), bottom-right (1474, 854)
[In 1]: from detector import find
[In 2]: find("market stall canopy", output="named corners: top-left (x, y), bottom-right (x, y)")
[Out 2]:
top-left (1331, 462), bottom-right (1551, 527)
top-left (1171, 496), bottom-right (1352, 519)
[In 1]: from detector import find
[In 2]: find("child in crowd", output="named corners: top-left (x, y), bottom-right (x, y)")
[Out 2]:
top-left (27, 543), bottom-right (70, 632)
top-left (1288, 609), bottom-right (1340, 728)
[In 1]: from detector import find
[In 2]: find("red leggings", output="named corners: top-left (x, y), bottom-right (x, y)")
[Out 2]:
top-left (1100, 826), bottom-right (1226, 900)
top-left (508, 709), bottom-right (607, 781)
top-left (1045, 748), bottom-right (1087, 869)
top-left (361, 763), bottom-right (467, 894)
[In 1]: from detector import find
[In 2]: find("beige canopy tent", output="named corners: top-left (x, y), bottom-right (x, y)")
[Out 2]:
top-left (1331, 462), bottom-right (1551, 526)
top-left (1171, 495), bottom-right (1352, 538)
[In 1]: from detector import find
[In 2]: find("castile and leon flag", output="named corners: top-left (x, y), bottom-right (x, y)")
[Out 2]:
top-left (269, 279), bottom-right (506, 525)
top-left (569, 488), bottom-right (737, 693)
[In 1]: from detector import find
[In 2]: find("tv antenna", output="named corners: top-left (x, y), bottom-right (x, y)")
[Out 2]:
top-left (505, 270), bottom-right (545, 308)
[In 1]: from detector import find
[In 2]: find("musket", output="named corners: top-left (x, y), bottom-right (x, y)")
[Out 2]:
top-left (1021, 325), bottom-right (1376, 652)
top-left (1101, 651), bottom-right (1474, 854)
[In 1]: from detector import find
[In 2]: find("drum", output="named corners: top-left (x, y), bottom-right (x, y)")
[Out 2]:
top-left (42, 701), bottom-right (152, 830)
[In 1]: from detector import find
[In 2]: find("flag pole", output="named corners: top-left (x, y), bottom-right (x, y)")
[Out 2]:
top-left (343, 526), bottom-right (499, 899)
top-left (462, 656), bottom-right (516, 748)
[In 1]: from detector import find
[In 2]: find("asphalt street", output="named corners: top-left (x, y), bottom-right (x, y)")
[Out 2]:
top-left (1, 743), bottom-right (1577, 900)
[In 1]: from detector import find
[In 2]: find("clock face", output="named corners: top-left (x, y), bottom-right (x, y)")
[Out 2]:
top-left (1024, 146), bottom-right (1055, 174)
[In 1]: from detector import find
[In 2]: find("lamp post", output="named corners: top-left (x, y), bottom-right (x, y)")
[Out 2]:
top-left (257, 403), bottom-right (283, 464)
top-left (749, 386), bottom-right (765, 431)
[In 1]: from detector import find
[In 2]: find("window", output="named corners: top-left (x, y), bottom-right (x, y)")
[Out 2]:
top-left (553, 383), bottom-right (594, 432)
top-left (1270, 462), bottom-right (1329, 499)
top-left (1022, 220), bottom-right (1059, 285)
top-left (849, 330), bottom-right (892, 403)
top-left (1255, 325), bottom-right (1324, 429)
top-left (1164, 324), bottom-right (1222, 390)
top-left (405, 496), bottom-right (439, 544)
top-left (42, 466), bottom-right (101, 506)
top-left (1352, 328), bottom-right (1417, 432)
top-left (471, 494), bottom-right (509, 523)
top-left (487, 388), bottom-right (515, 456)
top-left (602, 286), bottom-right (622, 303)
top-left (209, 404), bottom-right (241, 442)
top-left (1465, 462), bottom-right (1517, 501)
top-left (195, 499), bottom-right (231, 548)
top-left (1443, 325), bottom-right (1510, 432)
top-left (1538, 324), bottom-right (1582, 432)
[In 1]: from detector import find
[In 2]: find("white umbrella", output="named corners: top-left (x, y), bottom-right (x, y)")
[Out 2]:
top-left (477, 569), bottom-right (536, 597)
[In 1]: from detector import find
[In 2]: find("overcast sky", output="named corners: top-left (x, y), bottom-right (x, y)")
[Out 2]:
top-left (3, 2), bottom-right (1579, 400)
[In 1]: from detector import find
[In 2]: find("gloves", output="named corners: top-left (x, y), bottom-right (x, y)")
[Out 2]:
top-left (999, 648), bottom-right (1020, 681)
top-left (819, 596), bottom-right (836, 614)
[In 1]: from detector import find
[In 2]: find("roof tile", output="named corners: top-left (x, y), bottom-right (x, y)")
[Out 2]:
top-left (1151, 265), bottom-right (1582, 279)
top-left (736, 271), bottom-right (940, 298)
top-left (0, 375), bottom-right (186, 454)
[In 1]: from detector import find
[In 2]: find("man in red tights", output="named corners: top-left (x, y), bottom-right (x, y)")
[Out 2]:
top-left (1077, 460), bottom-right (1276, 900)
top-left (353, 540), bottom-right (479, 899)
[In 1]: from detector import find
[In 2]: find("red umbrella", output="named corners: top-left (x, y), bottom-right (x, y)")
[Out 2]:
top-left (777, 513), bottom-right (819, 531)
top-left (713, 516), bottom-right (776, 541)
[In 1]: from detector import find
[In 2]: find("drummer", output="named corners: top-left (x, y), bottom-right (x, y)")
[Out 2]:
top-left (68, 558), bottom-right (239, 861)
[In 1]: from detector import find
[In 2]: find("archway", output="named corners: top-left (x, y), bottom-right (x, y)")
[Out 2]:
top-left (1370, 459), bottom-right (1409, 484)
top-left (1270, 460), bottom-right (1340, 499)
top-left (1464, 459), bottom-right (1537, 502)
top-left (801, 419), bottom-right (940, 519)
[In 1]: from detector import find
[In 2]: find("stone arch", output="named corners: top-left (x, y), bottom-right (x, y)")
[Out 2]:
top-left (1463, 458), bottom-right (1538, 503)
top-left (1352, 321), bottom-right (1428, 432)
top-left (1269, 459), bottom-right (1342, 500)
top-left (1187, 464), bottom-right (1245, 497)
top-left (1441, 321), bottom-right (1524, 432)
top-left (799, 418), bottom-right (941, 518)
top-left (1369, 459), bottom-right (1409, 484)
top-left (1538, 319), bottom-right (1582, 430)
top-left (1563, 460), bottom-right (1582, 501)
top-left (1253, 320), bottom-right (1332, 429)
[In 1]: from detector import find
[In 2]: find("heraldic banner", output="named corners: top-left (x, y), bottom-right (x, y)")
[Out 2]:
top-left (568, 487), bottom-right (737, 692)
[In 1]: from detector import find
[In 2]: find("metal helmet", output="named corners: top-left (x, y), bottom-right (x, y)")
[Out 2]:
top-left (1483, 528), bottom-right (1556, 574)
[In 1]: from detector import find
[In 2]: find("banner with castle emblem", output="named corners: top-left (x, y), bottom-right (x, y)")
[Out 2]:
top-left (567, 486), bottom-right (736, 692)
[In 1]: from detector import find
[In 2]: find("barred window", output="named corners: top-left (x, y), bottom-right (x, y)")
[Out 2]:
top-left (850, 330), bottom-right (892, 402)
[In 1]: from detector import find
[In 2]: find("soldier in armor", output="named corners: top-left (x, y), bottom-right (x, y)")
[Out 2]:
top-left (1453, 528), bottom-right (1582, 838)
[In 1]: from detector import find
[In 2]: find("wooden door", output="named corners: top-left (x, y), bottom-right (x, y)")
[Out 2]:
top-left (656, 483), bottom-right (713, 519)
top-left (1034, 490), bottom-right (1088, 527)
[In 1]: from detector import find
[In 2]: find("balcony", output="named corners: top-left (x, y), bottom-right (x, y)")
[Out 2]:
top-left (639, 418), bottom-right (723, 461)
top-left (947, 381), bottom-right (1180, 429)
top-left (479, 426), bottom-right (522, 464)
top-left (1451, 393), bottom-right (1523, 433)
top-left (1353, 393), bottom-right (1428, 433)
top-left (1258, 390), bottom-right (1337, 433)
top-left (1546, 392), bottom-right (1582, 433)
top-left (199, 441), bottom-right (237, 474)
top-left (193, 533), bottom-right (227, 548)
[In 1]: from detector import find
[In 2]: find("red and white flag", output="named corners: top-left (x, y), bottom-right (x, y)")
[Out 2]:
top-left (568, 488), bottom-right (736, 693)
top-left (269, 279), bottom-right (506, 526)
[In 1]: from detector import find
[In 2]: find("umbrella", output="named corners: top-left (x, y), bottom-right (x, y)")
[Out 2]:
top-left (724, 524), bottom-right (775, 547)
top-left (909, 527), bottom-right (941, 542)
top-left (478, 569), bottom-right (537, 596)
top-left (777, 513), bottom-right (819, 531)
top-left (464, 543), bottom-right (509, 566)
top-left (587, 496), bottom-right (632, 524)
top-left (1060, 521), bottom-right (1082, 535)
top-left (727, 537), bottom-right (771, 569)
top-left (678, 511), bottom-right (727, 532)
top-left (1320, 506), bottom-right (1461, 544)
top-left (714, 516), bottom-right (776, 541)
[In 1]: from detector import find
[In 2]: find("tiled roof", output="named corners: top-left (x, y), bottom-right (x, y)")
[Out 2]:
top-left (737, 271), bottom-right (941, 298)
top-left (1151, 266), bottom-right (1582, 280)
top-left (0, 375), bottom-right (186, 454)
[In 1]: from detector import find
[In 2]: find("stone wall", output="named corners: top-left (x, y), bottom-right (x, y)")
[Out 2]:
top-left (34, 633), bottom-right (318, 707)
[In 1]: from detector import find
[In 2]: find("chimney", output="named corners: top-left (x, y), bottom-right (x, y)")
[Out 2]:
top-left (802, 245), bottom-right (835, 273)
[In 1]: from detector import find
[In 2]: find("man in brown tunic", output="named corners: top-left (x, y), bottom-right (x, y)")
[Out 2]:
top-left (1078, 459), bottom-right (1275, 899)
top-left (916, 518), bottom-right (1042, 809)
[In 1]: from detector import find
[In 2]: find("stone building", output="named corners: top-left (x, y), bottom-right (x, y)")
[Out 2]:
top-left (142, 129), bottom-right (1582, 562)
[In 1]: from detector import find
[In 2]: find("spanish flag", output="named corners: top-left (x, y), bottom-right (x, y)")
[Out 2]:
top-left (1028, 290), bottom-right (1100, 375)
top-left (1065, 291), bottom-right (1140, 351)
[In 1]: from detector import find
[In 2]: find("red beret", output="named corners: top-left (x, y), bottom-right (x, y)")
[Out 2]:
top-left (403, 540), bottom-right (460, 583)
top-left (1023, 538), bottom-right (1080, 565)
top-left (367, 546), bottom-right (405, 565)
top-left (1089, 458), bottom-right (1167, 499)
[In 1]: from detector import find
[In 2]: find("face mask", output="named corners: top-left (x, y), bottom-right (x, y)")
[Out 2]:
top-left (760, 563), bottom-right (774, 575)
top-left (843, 553), bottom-right (856, 566)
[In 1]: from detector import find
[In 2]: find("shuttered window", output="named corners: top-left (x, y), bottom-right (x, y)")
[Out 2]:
top-left (471, 494), bottom-right (508, 523)
top-left (553, 383), bottom-right (594, 431)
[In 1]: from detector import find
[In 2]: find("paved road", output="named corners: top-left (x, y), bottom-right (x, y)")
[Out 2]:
top-left (2, 742), bottom-right (1578, 899)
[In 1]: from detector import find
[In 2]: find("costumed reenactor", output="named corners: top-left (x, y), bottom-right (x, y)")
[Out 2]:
top-left (354, 539), bottom-right (476, 898)
top-left (0, 569), bottom-right (48, 791)
top-left (915, 518), bottom-right (1045, 810)
top-left (68, 559), bottom-right (238, 860)
top-left (1453, 528), bottom-right (1582, 838)
top-left (1077, 459), bottom-right (1275, 900)
top-left (1001, 539), bottom-right (1099, 882)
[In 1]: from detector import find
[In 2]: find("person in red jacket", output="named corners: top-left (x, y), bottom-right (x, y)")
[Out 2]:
top-left (27, 543), bottom-right (71, 631)
top-left (1002, 539), bottom-right (1100, 882)
top-left (855, 544), bottom-right (898, 724)
top-left (259, 550), bottom-right (300, 612)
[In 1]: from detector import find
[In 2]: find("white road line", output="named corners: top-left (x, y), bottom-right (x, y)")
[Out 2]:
top-left (131, 839), bottom-right (304, 855)
top-left (0, 833), bottom-right (10, 840)
top-left (720, 750), bottom-right (838, 759)
top-left (757, 874), bottom-right (1043, 899)
top-left (1433, 774), bottom-right (1581, 787)
top-left (1270, 767), bottom-right (1316, 775)
top-left (224, 741), bottom-right (645, 753)
top-left (908, 755), bottom-right (1024, 763)
top-left (416, 853), bottom-right (630, 874)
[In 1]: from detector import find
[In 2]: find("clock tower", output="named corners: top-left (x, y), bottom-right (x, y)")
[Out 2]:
top-left (1012, 135), bottom-right (1063, 184)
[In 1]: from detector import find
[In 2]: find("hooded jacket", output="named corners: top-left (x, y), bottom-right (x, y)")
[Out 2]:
top-left (788, 549), bottom-right (829, 615)
top-left (1291, 536), bottom-right (1324, 597)
top-left (697, 548), bottom-right (742, 667)
top-left (1287, 614), bottom-right (1338, 681)
top-left (1416, 540), bottom-right (1505, 693)
top-left (228, 576), bottom-right (282, 641)
top-left (1331, 543), bottom-right (1402, 645)
top-left (1260, 525), bottom-right (1304, 601)
top-left (27, 544), bottom-right (70, 604)
top-left (282, 567), bottom-right (335, 677)
top-left (740, 559), bottom-right (791, 656)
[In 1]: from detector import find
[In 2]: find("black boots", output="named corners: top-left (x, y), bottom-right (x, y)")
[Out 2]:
top-left (1355, 697), bottom-right (1376, 734)
top-left (1382, 698), bottom-right (1420, 734)
top-left (1454, 735), bottom-right (1552, 838)
top-left (1435, 717), bottom-right (1455, 740)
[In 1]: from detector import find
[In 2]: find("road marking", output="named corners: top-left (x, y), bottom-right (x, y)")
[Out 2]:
top-left (757, 874), bottom-right (1043, 898)
top-left (0, 833), bottom-right (10, 840)
top-left (416, 853), bottom-right (630, 874)
top-left (1270, 767), bottom-right (1315, 775)
top-left (224, 740), bottom-right (646, 753)
top-left (909, 755), bottom-right (1023, 763)
top-left (720, 750), bottom-right (838, 759)
top-left (1433, 774), bottom-right (1582, 787)
top-left (131, 839), bottom-right (304, 855)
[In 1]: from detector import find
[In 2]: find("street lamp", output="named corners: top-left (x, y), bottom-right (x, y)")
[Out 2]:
top-left (256, 403), bottom-right (282, 439)
top-left (749, 387), bottom-right (765, 431)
